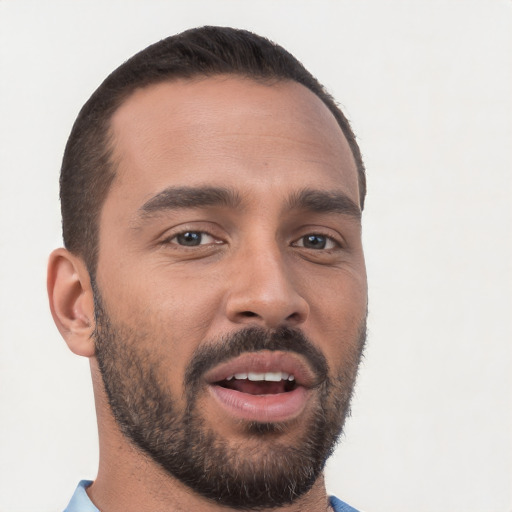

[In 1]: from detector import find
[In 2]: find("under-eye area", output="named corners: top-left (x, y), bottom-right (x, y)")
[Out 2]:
top-left (216, 372), bottom-right (297, 395)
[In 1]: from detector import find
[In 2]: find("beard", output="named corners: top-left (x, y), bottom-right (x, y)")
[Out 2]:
top-left (92, 283), bottom-right (366, 510)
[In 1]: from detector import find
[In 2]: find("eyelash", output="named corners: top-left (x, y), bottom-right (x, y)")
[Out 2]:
top-left (292, 233), bottom-right (340, 250)
top-left (163, 230), bottom-right (341, 251)
top-left (163, 230), bottom-right (223, 248)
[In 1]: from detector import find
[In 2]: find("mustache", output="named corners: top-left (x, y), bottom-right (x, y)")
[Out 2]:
top-left (184, 326), bottom-right (329, 389)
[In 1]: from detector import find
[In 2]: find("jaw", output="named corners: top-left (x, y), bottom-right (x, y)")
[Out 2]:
top-left (89, 351), bottom-right (345, 512)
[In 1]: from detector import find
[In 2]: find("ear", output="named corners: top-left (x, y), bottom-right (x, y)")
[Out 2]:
top-left (47, 248), bottom-right (96, 357)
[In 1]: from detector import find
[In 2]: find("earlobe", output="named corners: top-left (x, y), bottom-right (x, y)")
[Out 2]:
top-left (47, 248), bottom-right (96, 357)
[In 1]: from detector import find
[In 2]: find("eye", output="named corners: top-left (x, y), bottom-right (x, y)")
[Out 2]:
top-left (293, 234), bottom-right (338, 250)
top-left (170, 231), bottom-right (217, 247)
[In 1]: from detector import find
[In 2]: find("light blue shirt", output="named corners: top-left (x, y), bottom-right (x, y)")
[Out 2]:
top-left (64, 481), bottom-right (99, 512)
top-left (64, 480), bottom-right (360, 512)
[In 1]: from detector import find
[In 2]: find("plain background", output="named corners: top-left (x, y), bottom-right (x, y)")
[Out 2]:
top-left (0, 1), bottom-right (511, 511)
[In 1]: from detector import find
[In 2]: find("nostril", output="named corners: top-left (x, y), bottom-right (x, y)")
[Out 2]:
top-left (241, 311), bottom-right (258, 318)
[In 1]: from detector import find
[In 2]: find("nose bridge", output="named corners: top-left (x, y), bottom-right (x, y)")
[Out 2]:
top-left (224, 231), bottom-right (309, 328)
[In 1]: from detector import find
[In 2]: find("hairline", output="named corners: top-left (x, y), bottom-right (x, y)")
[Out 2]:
top-left (105, 72), bottom-right (359, 187)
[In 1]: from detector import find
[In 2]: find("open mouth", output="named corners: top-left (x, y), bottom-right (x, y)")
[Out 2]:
top-left (205, 351), bottom-right (314, 423)
top-left (215, 372), bottom-right (297, 395)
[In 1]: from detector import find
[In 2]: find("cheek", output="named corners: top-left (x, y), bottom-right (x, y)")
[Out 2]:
top-left (97, 262), bottom-right (226, 385)
top-left (99, 255), bottom-right (224, 323)
top-left (305, 270), bottom-right (367, 369)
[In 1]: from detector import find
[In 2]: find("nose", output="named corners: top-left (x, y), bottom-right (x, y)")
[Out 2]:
top-left (224, 242), bottom-right (310, 329)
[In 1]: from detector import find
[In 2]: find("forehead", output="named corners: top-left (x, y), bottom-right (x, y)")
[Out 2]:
top-left (107, 75), bottom-right (359, 210)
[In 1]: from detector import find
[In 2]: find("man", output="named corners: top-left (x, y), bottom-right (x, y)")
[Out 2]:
top-left (47, 26), bottom-right (367, 512)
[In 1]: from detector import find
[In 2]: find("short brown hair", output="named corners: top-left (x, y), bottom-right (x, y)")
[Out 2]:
top-left (60, 26), bottom-right (366, 276)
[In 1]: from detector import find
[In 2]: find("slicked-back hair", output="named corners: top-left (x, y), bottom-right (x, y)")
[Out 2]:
top-left (60, 26), bottom-right (366, 276)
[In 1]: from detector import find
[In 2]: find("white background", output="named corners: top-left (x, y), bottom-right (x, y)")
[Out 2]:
top-left (0, 1), bottom-right (511, 511)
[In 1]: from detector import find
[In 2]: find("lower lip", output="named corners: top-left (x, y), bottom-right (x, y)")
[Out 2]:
top-left (208, 384), bottom-right (310, 423)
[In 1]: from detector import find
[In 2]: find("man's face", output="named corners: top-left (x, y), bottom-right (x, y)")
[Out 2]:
top-left (93, 76), bottom-right (367, 508)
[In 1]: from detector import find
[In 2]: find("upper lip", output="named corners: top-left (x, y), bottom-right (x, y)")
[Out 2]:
top-left (203, 350), bottom-right (319, 388)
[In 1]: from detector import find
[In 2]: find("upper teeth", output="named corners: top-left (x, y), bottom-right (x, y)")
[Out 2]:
top-left (226, 372), bottom-right (295, 382)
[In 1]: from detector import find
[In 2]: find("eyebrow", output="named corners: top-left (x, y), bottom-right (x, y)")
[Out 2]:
top-left (286, 189), bottom-right (361, 219)
top-left (137, 185), bottom-right (361, 221)
top-left (139, 186), bottom-right (243, 217)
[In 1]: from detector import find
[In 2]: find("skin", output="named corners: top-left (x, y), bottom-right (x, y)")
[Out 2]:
top-left (48, 76), bottom-right (367, 512)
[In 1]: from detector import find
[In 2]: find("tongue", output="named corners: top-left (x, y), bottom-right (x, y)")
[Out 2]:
top-left (223, 380), bottom-right (286, 395)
